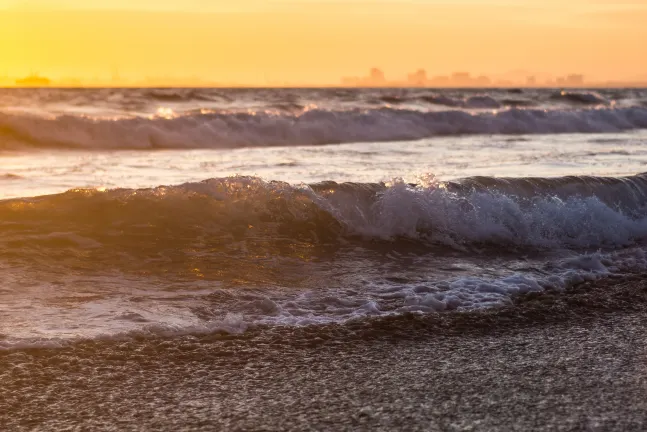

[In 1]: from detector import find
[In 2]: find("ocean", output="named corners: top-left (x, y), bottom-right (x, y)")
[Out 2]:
top-left (3, 87), bottom-right (647, 429)
top-left (1, 87), bottom-right (647, 348)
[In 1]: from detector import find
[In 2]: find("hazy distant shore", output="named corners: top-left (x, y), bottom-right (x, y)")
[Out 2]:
top-left (3, 83), bottom-right (647, 89)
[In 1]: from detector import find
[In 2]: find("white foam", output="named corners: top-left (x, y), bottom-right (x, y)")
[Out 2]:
top-left (305, 179), bottom-right (647, 249)
top-left (365, 248), bottom-right (647, 315)
top-left (1, 247), bottom-right (646, 350)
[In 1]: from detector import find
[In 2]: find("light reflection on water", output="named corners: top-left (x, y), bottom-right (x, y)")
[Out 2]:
top-left (1, 130), bottom-right (646, 199)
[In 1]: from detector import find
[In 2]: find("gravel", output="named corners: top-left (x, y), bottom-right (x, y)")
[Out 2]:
top-left (2, 277), bottom-right (647, 431)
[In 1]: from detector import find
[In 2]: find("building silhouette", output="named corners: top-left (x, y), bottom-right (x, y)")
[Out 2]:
top-left (407, 69), bottom-right (428, 86)
top-left (15, 74), bottom-right (51, 87)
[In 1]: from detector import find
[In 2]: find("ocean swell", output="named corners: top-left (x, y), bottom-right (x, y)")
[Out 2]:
top-left (3, 174), bottom-right (647, 345)
top-left (1, 106), bottom-right (647, 150)
top-left (2, 174), bottom-right (647, 260)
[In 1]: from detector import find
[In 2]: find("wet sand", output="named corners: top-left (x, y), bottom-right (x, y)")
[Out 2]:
top-left (2, 276), bottom-right (647, 431)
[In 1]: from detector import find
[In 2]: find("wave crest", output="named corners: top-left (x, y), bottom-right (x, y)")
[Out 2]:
top-left (3, 174), bottom-right (647, 260)
top-left (550, 91), bottom-right (608, 105)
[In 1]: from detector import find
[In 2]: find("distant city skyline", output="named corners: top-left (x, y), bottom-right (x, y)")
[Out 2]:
top-left (339, 69), bottom-right (618, 88)
top-left (2, 68), bottom-right (646, 88)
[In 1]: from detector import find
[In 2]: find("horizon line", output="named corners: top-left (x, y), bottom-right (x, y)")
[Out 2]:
top-left (3, 83), bottom-right (647, 90)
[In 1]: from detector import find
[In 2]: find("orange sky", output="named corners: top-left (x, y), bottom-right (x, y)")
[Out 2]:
top-left (1, 0), bottom-right (646, 85)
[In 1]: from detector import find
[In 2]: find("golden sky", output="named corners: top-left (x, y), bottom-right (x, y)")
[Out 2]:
top-left (1, 0), bottom-right (646, 85)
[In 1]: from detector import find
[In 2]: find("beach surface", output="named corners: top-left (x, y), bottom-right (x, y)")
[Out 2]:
top-left (2, 276), bottom-right (646, 431)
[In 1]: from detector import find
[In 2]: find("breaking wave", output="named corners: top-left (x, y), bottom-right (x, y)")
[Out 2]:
top-left (1, 106), bottom-right (647, 150)
top-left (3, 173), bottom-right (647, 255)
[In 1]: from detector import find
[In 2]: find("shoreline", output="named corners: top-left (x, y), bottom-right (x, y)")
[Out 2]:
top-left (2, 276), bottom-right (647, 430)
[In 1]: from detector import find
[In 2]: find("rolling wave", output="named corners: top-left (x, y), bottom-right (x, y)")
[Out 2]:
top-left (550, 91), bottom-right (608, 105)
top-left (4, 174), bottom-right (647, 345)
top-left (3, 174), bottom-right (647, 260)
top-left (1, 106), bottom-right (646, 150)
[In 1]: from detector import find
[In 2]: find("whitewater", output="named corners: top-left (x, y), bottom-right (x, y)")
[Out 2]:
top-left (1, 87), bottom-right (647, 349)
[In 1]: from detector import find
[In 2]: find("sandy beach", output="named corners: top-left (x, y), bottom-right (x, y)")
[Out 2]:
top-left (2, 276), bottom-right (646, 431)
